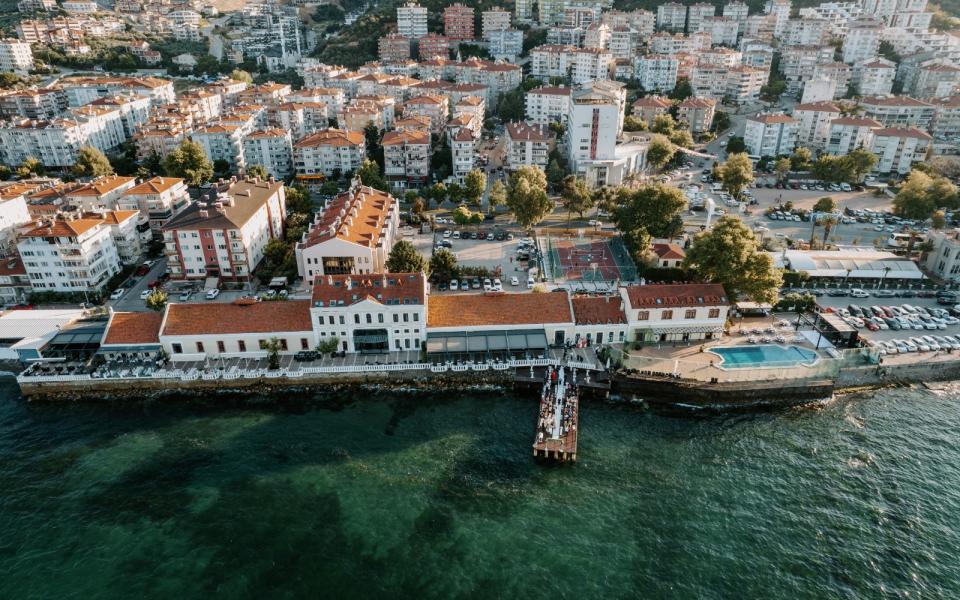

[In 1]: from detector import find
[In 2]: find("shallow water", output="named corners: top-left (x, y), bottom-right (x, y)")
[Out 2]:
top-left (1, 381), bottom-right (959, 599)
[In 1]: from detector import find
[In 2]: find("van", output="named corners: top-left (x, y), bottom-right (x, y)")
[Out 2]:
top-left (711, 182), bottom-right (723, 192)
top-left (527, 277), bottom-right (535, 289)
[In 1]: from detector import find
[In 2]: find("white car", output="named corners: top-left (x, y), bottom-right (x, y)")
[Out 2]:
top-left (850, 288), bottom-right (870, 298)
top-left (910, 337), bottom-right (930, 351)
top-left (139, 290), bottom-right (151, 300)
top-left (510, 276), bottom-right (519, 286)
top-left (452, 231), bottom-right (461, 239)
top-left (483, 278), bottom-right (492, 291)
top-left (443, 230), bottom-right (452, 238)
top-left (922, 335), bottom-right (941, 351)
top-left (588, 220), bottom-right (602, 227)
top-left (450, 280), bottom-right (459, 291)
top-left (205, 289), bottom-right (220, 300)
top-left (110, 288), bottom-right (125, 300)
top-left (895, 340), bottom-right (912, 353)
top-left (493, 278), bottom-right (502, 291)
top-left (527, 277), bottom-right (535, 289)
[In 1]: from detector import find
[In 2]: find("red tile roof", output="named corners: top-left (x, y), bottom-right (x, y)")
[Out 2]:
top-left (506, 121), bottom-right (552, 142)
top-left (123, 177), bottom-right (184, 196)
top-left (312, 273), bottom-right (425, 306)
top-left (103, 311), bottom-right (163, 345)
top-left (652, 243), bottom-right (686, 260)
top-left (572, 296), bottom-right (627, 325)
top-left (873, 127), bottom-right (933, 139)
top-left (162, 300), bottom-right (313, 336)
top-left (428, 291), bottom-right (573, 328)
top-left (624, 283), bottom-right (728, 309)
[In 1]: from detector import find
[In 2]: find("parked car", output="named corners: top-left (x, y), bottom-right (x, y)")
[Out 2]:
top-left (110, 288), bottom-right (125, 300)
top-left (178, 291), bottom-right (192, 302)
top-left (510, 276), bottom-right (519, 286)
top-left (205, 289), bottom-right (220, 300)
top-left (450, 280), bottom-right (459, 291)
top-left (527, 277), bottom-right (535, 289)
top-left (139, 290), bottom-right (151, 300)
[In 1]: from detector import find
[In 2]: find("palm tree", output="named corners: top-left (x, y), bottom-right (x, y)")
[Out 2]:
top-left (821, 216), bottom-right (837, 247)
top-left (809, 217), bottom-right (819, 248)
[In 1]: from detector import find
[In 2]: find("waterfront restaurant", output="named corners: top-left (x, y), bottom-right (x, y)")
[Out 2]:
top-left (425, 291), bottom-right (575, 362)
top-left (621, 283), bottom-right (729, 343)
top-left (98, 310), bottom-right (163, 361)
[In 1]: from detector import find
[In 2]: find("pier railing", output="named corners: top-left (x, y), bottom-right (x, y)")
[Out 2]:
top-left (16, 357), bottom-right (602, 386)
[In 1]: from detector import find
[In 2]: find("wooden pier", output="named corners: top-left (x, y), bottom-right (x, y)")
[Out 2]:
top-left (532, 365), bottom-right (579, 462)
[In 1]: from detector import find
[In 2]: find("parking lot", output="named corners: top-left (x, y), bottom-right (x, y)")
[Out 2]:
top-left (815, 290), bottom-right (960, 354)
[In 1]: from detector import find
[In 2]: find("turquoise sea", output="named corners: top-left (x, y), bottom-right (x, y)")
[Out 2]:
top-left (1, 380), bottom-right (959, 599)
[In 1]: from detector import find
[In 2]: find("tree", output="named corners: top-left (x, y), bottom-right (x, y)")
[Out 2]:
top-left (725, 136), bottom-right (746, 154)
top-left (893, 171), bottom-right (959, 220)
top-left (623, 116), bottom-right (646, 131)
top-left (496, 89), bottom-right (525, 121)
top-left (446, 182), bottom-right (465, 205)
top-left (506, 166), bottom-right (552, 229)
top-left (560, 175), bottom-right (594, 228)
top-left (285, 185), bottom-right (313, 215)
top-left (16, 157), bottom-right (44, 179)
top-left (320, 180), bottom-right (341, 196)
top-left (245, 164), bottom-right (268, 180)
top-left (426, 182), bottom-right (447, 206)
top-left (145, 289), bottom-right (168, 312)
top-left (230, 69), bottom-right (253, 83)
top-left (430, 248), bottom-right (458, 282)
top-left (821, 215), bottom-right (837, 246)
top-left (646, 135), bottom-right (674, 171)
top-left (262, 337), bottom-right (282, 370)
top-left (71, 146), bottom-right (114, 178)
top-left (774, 158), bottom-right (791, 182)
top-left (385, 239), bottom-right (426, 273)
top-left (933, 210), bottom-right (947, 229)
top-left (488, 180), bottom-right (506, 213)
top-left (669, 129), bottom-right (694, 149)
top-left (812, 197), bottom-right (836, 214)
top-left (790, 147), bottom-right (812, 171)
top-left (213, 159), bottom-right (231, 175)
top-left (357, 158), bottom-right (387, 192)
top-left (719, 153), bottom-right (754, 200)
top-left (613, 184), bottom-right (687, 240)
top-left (759, 79), bottom-right (787, 102)
top-left (452, 205), bottom-right (473, 227)
top-left (546, 158), bottom-right (566, 191)
top-left (464, 169), bottom-right (486, 205)
top-left (650, 114), bottom-right (676, 135)
top-left (411, 197), bottom-right (425, 217)
top-left (593, 186), bottom-right (619, 215)
top-left (682, 216), bottom-right (783, 304)
top-left (845, 148), bottom-right (878, 183)
top-left (669, 77), bottom-right (692, 100)
top-left (711, 111), bottom-right (731, 133)
top-left (162, 139), bottom-right (213, 186)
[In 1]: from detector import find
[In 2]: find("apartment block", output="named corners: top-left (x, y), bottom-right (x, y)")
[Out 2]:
top-left (634, 55), bottom-right (679, 93)
top-left (932, 96), bottom-right (960, 141)
top-left (853, 58), bottom-right (896, 96)
top-left (242, 129), bottom-right (293, 180)
top-left (506, 121), bottom-right (553, 171)
top-left (656, 2), bottom-right (686, 32)
top-left (64, 175), bottom-right (136, 212)
top-left (444, 3), bottom-right (475, 41)
top-left (744, 113), bottom-right (799, 157)
top-left (379, 34), bottom-right (411, 62)
top-left (0, 39), bottom-right (33, 74)
top-left (860, 95), bottom-right (936, 129)
top-left (0, 88), bottom-right (68, 120)
top-left (118, 177), bottom-right (190, 237)
top-left (396, 2), bottom-right (428, 38)
top-left (18, 216), bottom-right (122, 293)
top-left (825, 117), bottom-right (882, 155)
top-left (698, 16), bottom-right (739, 47)
top-left (482, 7), bottom-right (511, 38)
top-left (842, 19), bottom-right (883, 64)
top-left (793, 101), bottom-right (842, 149)
top-left (486, 28), bottom-right (523, 61)
top-left (293, 129), bottom-right (366, 177)
top-left (418, 34), bottom-right (450, 60)
top-left (678, 97), bottom-right (716, 134)
top-left (162, 178), bottom-right (286, 282)
top-left (631, 96), bottom-right (672, 123)
top-left (526, 86), bottom-right (573, 124)
top-left (382, 129), bottom-right (430, 188)
top-left (192, 124), bottom-right (246, 172)
top-left (870, 127), bottom-right (932, 174)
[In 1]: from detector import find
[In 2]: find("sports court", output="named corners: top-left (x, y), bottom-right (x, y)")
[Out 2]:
top-left (545, 235), bottom-right (638, 282)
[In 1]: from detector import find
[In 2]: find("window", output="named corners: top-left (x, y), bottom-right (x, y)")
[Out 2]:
top-left (172, 343), bottom-right (182, 354)
top-left (662, 310), bottom-right (673, 320)
top-left (328, 316), bottom-right (334, 325)
top-left (217, 341), bottom-right (225, 352)
top-left (403, 313), bottom-right (409, 322)
top-left (301, 338), bottom-right (309, 349)
top-left (354, 314), bottom-right (360, 324)
top-left (413, 313), bottom-right (419, 322)
top-left (280, 339), bottom-right (288, 351)
top-left (685, 309), bottom-right (696, 319)
top-left (366, 314), bottom-right (372, 324)
top-left (196, 342), bottom-right (204, 352)
top-left (393, 313), bottom-right (399, 322)
top-left (339, 315), bottom-right (345, 325)
top-left (637, 310), bottom-right (649, 321)
top-left (708, 308), bottom-right (720, 318)
top-left (238, 340), bottom-right (246, 352)
top-left (378, 313), bottom-right (384, 323)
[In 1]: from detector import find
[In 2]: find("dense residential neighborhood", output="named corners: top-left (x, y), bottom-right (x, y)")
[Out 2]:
top-left (0, 0), bottom-right (960, 380)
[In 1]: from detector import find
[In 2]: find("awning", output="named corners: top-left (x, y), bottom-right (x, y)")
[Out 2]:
top-left (648, 325), bottom-right (724, 335)
top-left (426, 328), bottom-right (549, 354)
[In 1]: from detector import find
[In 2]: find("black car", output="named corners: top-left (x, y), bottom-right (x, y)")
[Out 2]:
top-left (884, 317), bottom-right (901, 330)
top-left (936, 290), bottom-right (957, 298)
top-left (294, 351), bottom-right (319, 361)
top-left (917, 290), bottom-right (937, 298)
top-left (827, 289), bottom-right (850, 297)
top-left (899, 290), bottom-right (917, 297)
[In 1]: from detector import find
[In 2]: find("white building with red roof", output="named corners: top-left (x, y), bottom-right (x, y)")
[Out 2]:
top-left (825, 117), bottom-right (882, 156)
top-left (793, 101), bottom-right (842, 149)
top-left (620, 283), bottom-right (729, 343)
top-left (64, 175), bottom-right (136, 211)
top-left (526, 86), bottom-right (573, 125)
top-left (869, 127), bottom-right (933, 175)
top-left (296, 179), bottom-right (399, 282)
top-left (293, 129), bottom-right (366, 179)
top-left (159, 299), bottom-right (315, 360)
top-left (17, 215), bottom-right (122, 293)
top-left (382, 128), bottom-right (430, 188)
top-left (506, 121), bottom-right (554, 171)
top-left (311, 272), bottom-right (427, 353)
top-left (118, 177), bottom-right (190, 238)
top-left (161, 177), bottom-right (286, 282)
top-left (744, 113), bottom-right (799, 158)
top-left (242, 128), bottom-right (293, 180)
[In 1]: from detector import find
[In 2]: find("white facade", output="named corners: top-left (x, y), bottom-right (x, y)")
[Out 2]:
top-left (794, 102), bottom-right (842, 149)
top-left (506, 122), bottom-right (552, 171)
top-left (870, 128), bottom-right (932, 174)
top-left (843, 20), bottom-right (883, 64)
top-left (293, 129), bottom-right (366, 177)
top-left (621, 283), bottom-right (729, 343)
top-left (525, 86), bottom-right (572, 124)
top-left (825, 117), bottom-right (881, 155)
top-left (0, 39), bottom-right (33, 74)
top-left (397, 2), bottom-right (428, 38)
top-left (744, 114), bottom-right (799, 157)
top-left (926, 230), bottom-right (960, 282)
top-left (119, 177), bottom-right (191, 237)
top-left (192, 124), bottom-right (246, 171)
top-left (567, 91), bottom-right (619, 176)
top-left (18, 218), bottom-right (121, 293)
top-left (242, 129), bottom-right (293, 180)
top-left (656, 3), bottom-right (686, 32)
top-left (310, 273), bottom-right (428, 353)
top-left (635, 55), bottom-right (679, 93)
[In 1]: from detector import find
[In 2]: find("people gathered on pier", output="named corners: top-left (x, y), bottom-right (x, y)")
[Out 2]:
top-left (536, 366), bottom-right (577, 445)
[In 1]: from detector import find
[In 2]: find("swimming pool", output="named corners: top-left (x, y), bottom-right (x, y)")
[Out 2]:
top-left (709, 345), bottom-right (819, 369)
